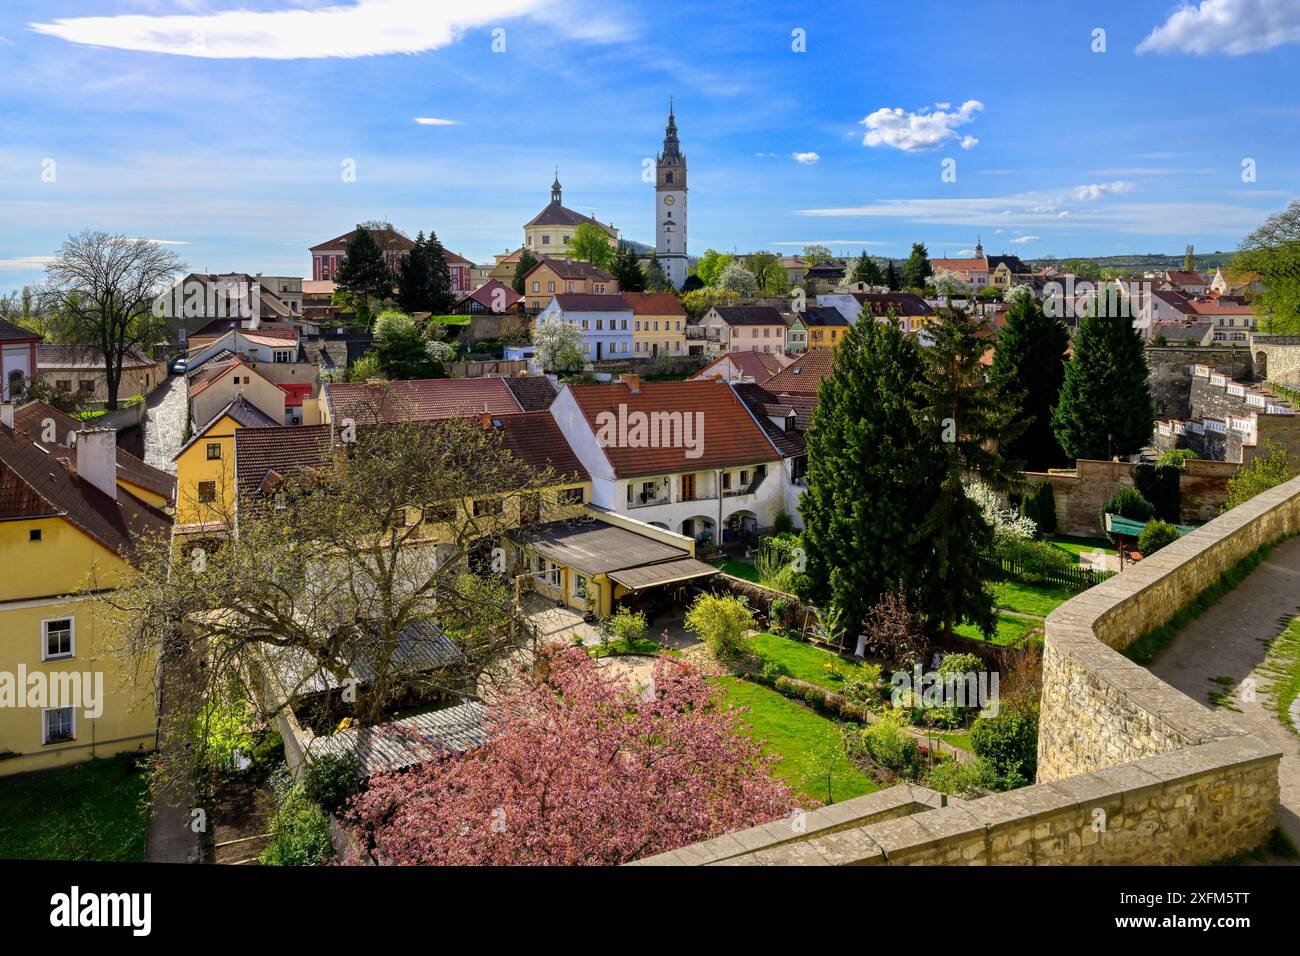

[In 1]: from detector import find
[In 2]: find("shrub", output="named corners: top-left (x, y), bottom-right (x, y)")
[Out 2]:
top-left (303, 752), bottom-right (364, 814)
top-left (924, 757), bottom-right (999, 798)
top-left (841, 662), bottom-right (883, 708)
top-left (260, 788), bottom-right (335, 866)
top-left (605, 607), bottom-right (647, 645)
top-left (999, 537), bottom-right (1073, 581)
top-left (1136, 519), bottom-right (1180, 556)
top-left (861, 712), bottom-right (919, 775)
top-left (1157, 448), bottom-right (1198, 469)
top-left (970, 709), bottom-right (1038, 788)
top-left (1100, 486), bottom-right (1153, 542)
top-left (251, 730), bottom-right (285, 768)
top-left (1031, 481), bottom-right (1056, 535)
top-left (1223, 440), bottom-right (1290, 512)
top-left (771, 509), bottom-right (795, 534)
top-left (1133, 463), bottom-right (1181, 522)
top-left (685, 593), bottom-right (755, 662)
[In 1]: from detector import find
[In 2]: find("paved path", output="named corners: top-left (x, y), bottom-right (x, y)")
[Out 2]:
top-left (1147, 536), bottom-right (1300, 855)
top-left (142, 374), bottom-right (187, 475)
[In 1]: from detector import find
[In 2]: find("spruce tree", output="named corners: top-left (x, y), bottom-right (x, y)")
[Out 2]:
top-left (802, 318), bottom-right (943, 637)
top-left (396, 232), bottom-right (433, 314)
top-left (884, 260), bottom-right (900, 291)
top-left (512, 250), bottom-right (540, 295)
top-left (610, 243), bottom-right (647, 293)
top-left (900, 243), bottom-right (932, 290)
top-left (336, 225), bottom-right (394, 318)
top-left (850, 250), bottom-right (883, 286)
top-left (1052, 292), bottom-right (1155, 461)
top-left (643, 254), bottom-right (671, 292)
top-left (913, 306), bottom-right (1025, 638)
top-left (424, 230), bottom-right (454, 314)
top-left (990, 290), bottom-right (1070, 469)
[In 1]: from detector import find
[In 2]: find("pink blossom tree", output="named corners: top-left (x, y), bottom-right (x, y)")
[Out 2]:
top-left (348, 647), bottom-right (801, 865)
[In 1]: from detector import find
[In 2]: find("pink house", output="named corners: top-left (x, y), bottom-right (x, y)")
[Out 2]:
top-left (310, 224), bottom-right (473, 295)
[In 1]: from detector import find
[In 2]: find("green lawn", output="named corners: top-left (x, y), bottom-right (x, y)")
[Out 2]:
top-left (1048, 534), bottom-right (1115, 558)
top-left (954, 613), bottom-right (1040, 647)
top-left (1265, 617), bottom-right (1300, 734)
top-left (712, 558), bottom-right (761, 583)
top-left (933, 731), bottom-right (973, 753)
top-left (749, 631), bottom-right (868, 691)
top-left (0, 755), bottom-right (149, 861)
top-left (989, 579), bottom-right (1074, 618)
top-left (715, 677), bottom-right (877, 804)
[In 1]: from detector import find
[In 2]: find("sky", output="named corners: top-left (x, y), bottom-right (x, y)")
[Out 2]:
top-left (1, 0), bottom-right (1299, 290)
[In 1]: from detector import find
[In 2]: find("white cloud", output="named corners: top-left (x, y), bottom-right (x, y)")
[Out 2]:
top-left (1070, 181), bottom-right (1135, 201)
top-left (960, 135), bottom-right (979, 150)
top-left (792, 152), bottom-right (820, 165)
top-left (414, 117), bottom-right (459, 126)
top-left (859, 100), bottom-right (983, 152)
top-left (1009, 235), bottom-right (1040, 245)
top-left (29, 0), bottom-right (548, 60)
top-left (0, 256), bottom-right (56, 271)
top-left (771, 241), bottom-right (887, 247)
top-left (1137, 0), bottom-right (1300, 55)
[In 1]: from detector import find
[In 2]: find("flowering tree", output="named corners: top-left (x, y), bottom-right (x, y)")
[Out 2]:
top-left (349, 648), bottom-right (800, 865)
top-left (966, 479), bottom-right (1036, 550)
top-left (533, 316), bottom-right (584, 373)
top-left (715, 262), bottom-right (759, 296)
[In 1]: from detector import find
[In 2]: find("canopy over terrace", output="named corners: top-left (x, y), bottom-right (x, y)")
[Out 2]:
top-left (511, 517), bottom-right (719, 616)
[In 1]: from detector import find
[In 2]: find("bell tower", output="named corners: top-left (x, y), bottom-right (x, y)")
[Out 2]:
top-left (655, 99), bottom-right (688, 288)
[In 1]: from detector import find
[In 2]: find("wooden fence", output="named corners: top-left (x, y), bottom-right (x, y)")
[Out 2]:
top-left (995, 556), bottom-right (1115, 591)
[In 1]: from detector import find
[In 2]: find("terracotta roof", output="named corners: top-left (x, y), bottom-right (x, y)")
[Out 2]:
top-left (762, 349), bottom-right (835, 395)
top-left (189, 319), bottom-right (299, 342)
top-left (0, 318), bottom-right (41, 342)
top-left (1165, 270), bottom-right (1207, 286)
top-left (931, 257), bottom-right (989, 273)
top-left (1187, 298), bottom-right (1254, 316)
top-left (853, 292), bottom-right (935, 318)
top-left (302, 280), bottom-right (337, 295)
top-left (524, 203), bottom-right (616, 233)
top-left (14, 401), bottom-right (176, 504)
top-left (37, 344), bottom-right (155, 370)
top-left (622, 292), bottom-right (685, 317)
top-left (731, 384), bottom-right (813, 458)
top-left (503, 375), bottom-right (558, 411)
top-left (710, 306), bottom-right (786, 327)
top-left (324, 377), bottom-right (523, 423)
top-left (0, 422), bottom-right (171, 563)
top-left (528, 257), bottom-right (614, 282)
top-left (496, 412), bottom-right (588, 481)
top-left (690, 351), bottom-right (787, 383)
top-left (235, 425), bottom-right (335, 504)
top-left (549, 293), bottom-right (630, 313)
top-left (564, 380), bottom-right (779, 477)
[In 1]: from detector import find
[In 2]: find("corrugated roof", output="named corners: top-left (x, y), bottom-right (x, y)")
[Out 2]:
top-left (306, 701), bottom-right (488, 776)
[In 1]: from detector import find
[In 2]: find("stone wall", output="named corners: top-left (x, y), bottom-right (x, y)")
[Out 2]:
top-left (1254, 336), bottom-right (1300, 386)
top-left (1027, 458), bottom-right (1238, 537)
top-left (645, 475), bottom-right (1299, 866)
top-left (1148, 346), bottom-right (1251, 419)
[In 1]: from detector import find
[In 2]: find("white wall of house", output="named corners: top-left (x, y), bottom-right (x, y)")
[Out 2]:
top-left (191, 368), bottom-right (286, 429)
top-left (816, 294), bottom-right (864, 325)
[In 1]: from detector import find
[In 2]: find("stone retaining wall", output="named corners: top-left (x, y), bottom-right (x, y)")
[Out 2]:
top-left (647, 475), bottom-right (1299, 865)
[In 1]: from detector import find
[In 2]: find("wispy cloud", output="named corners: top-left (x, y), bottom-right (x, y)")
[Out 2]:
top-left (859, 100), bottom-right (983, 152)
top-left (0, 256), bottom-right (56, 271)
top-left (1137, 0), bottom-right (1300, 55)
top-left (1009, 235), bottom-right (1039, 245)
top-left (29, 0), bottom-right (549, 60)
top-left (792, 152), bottom-right (820, 165)
top-left (414, 117), bottom-right (460, 126)
top-left (1070, 181), bottom-right (1135, 201)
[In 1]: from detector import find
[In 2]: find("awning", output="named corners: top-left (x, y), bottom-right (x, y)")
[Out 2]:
top-left (609, 557), bottom-right (720, 591)
top-left (1103, 513), bottom-right (1196, 538)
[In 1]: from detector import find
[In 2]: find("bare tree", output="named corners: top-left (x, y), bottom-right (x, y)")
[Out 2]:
top-left (41, 231), bottom-right (185, 409)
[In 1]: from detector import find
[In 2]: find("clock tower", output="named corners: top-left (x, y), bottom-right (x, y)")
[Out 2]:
top-left (655, 100), bottom-right (688, 288)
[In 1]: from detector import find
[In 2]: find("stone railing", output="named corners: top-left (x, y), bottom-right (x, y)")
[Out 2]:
top-left (642, 474), bottom-right (1299, 865)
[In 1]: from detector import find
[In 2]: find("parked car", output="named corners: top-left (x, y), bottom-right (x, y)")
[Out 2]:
top-left (169, 357), bottom-right (187, 375)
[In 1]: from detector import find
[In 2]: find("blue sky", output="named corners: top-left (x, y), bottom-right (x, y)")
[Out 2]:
top-left (2, 0), bottom-right (1299, 290)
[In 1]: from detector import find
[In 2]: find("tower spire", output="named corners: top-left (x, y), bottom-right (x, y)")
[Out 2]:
top-left (551, 167), bottom-right (561, 204)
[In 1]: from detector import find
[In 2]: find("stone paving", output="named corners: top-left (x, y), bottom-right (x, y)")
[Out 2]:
top-left (1147, 535), bottom-right (1300, 856)
top-left (142, 373), bottom-right (187, 475)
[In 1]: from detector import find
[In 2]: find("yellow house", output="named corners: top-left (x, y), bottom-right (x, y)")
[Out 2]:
top-left (173, 396), bottom-right (281, 537)
top-left (802, 306), bottom-right (850, 350)
top-left (0, 402), bottom-right (173, 775)
top-left (625, 292), bottom-right (688, 360)
top-left (521, 257), bottom-right (618, 312)
top-left (522, 175), bottom-right (619, 261)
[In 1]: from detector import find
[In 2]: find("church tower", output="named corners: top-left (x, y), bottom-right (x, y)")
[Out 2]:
top-left (655, 100), bottom-right (688, 288)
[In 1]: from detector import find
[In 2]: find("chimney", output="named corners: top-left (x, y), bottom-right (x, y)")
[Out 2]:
top-left (75, 428), bottom-right (118, 500)
top-left (0, 402), bottom-right (14, 429)
top-left (622, 373), bottom-right (640, 394)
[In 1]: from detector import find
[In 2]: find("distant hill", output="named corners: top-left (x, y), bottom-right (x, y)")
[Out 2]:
top-left (1028, 252), bottom-right (1237, 274)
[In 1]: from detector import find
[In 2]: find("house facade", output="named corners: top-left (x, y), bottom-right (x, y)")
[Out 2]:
top-left (37, 345), bottom-right (166, 405)
top-left (521, 257), bottom-right (617, 312)
top-left (523, 176), bottom-right (619, 261)
top-left (1, 318), bottom-right (40, 402)
top-left (624, 292), bottom-right (687, 359)
top-left (536, 294), bottom-right (634, 363)
top-left (698, 306), bottom-right (788, 354)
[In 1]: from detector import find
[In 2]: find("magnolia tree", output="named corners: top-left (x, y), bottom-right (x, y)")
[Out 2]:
top-left (715, 262), bottom-right (759, 296)
top-left (966, 480), bottom-right (1036, 550)
top-left (927, 268), bottom-right (970, 301)
top-left (349, 647), bottom-right (801, 865)
top-left (534, 316), bottom-right (584, 373)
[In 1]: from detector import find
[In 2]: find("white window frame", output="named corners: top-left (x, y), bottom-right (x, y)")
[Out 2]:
top-left (42, 706), bottom-right (76, 745)
top-left (41, 617), bottom-right (75, 662)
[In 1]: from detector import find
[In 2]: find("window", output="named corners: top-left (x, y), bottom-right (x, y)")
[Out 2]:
top-left (548, 281), bottom-right (556, 293)
top-left (666, 171), bottom-right (673, 183)
top-left (43, 618), bottom-right (74, 660)
top-left (520, 493), bottom-right (542, 525)
top-left (206, 442), bottom-right (221, 460)
top-left (621, 319), bottom-right (628, 330)
top-left (197, 481), bottom-right (217, 503)
top-left (29, 529), bottom-right (41, 542)
top-left (78, 380), bottom-right (94, 393)
top-left (473, 497), bottom-right (504, 517)
top-left (56, 380), bottom-right (72, 392)
top-left (542, 234), bottom-right (551, 245)
top-left (596, 320), bottom-right (604, 331)
top-left (532, 281), bottom-right (540, 293)
top-left (273, 350), bottom-right (291, 363)
top-left (573, 574), bottom-right (588, 600)
top-left (424, 502), bottom-right (457, 522)
top-left (43, 708), bottom-right (75, 745)
top-left (560, 487), bottom-right (585, 505)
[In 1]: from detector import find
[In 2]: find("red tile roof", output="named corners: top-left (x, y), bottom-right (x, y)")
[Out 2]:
top-left (690, 351), bottom-right (787, 382)
top-left (622, 292), bottom-right (686, 316)
top-left (458, 279), bottom-right (522, 312)
top-left (503, 375), bottom-right (558, 411)
top-left (527, 257), bottom-right (614, 282)
top-left (550, 293), bottom-right (630, 313)
top-left (324, 377), bottom-right (524, 423)
top-left (235, 425), bottom-right (335, 504)
top-left (0, 422), bottom-right (171, 563)
top-left (761, 349), bottom-right (835, 395)
top-left (565, 380), bottom-right (779, 477)
top-left (14, 401), bottom-right (177, 504)
top-left (497, 412), bottom-right (588, 481)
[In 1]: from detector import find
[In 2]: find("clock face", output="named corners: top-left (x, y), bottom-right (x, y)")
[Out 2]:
top-left (663, 195), bottom-right (674, 206)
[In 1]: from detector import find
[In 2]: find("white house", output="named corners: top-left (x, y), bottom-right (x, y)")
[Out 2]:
top-left (548, 375), bottom-right (787, 543)
top-left (536, 293), bottom-right (634, 363)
